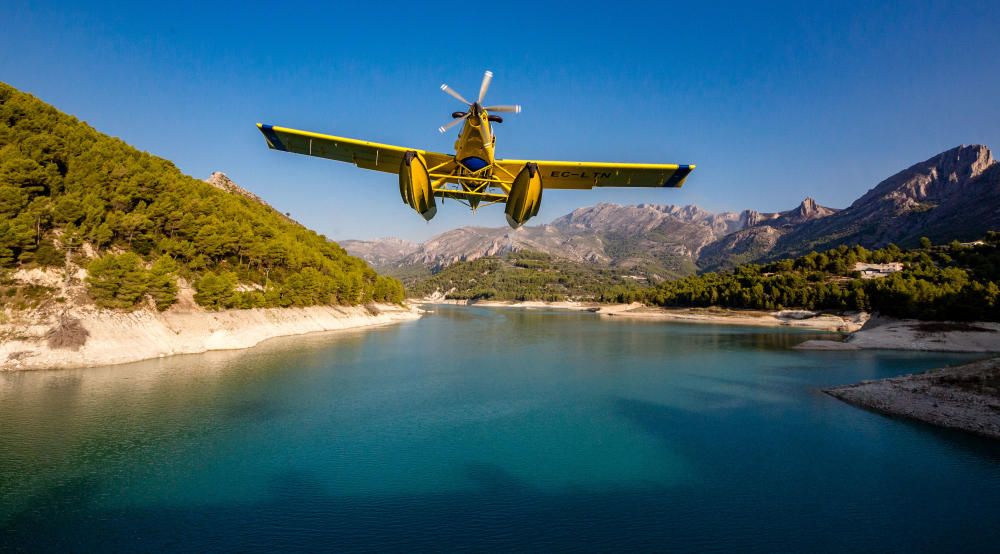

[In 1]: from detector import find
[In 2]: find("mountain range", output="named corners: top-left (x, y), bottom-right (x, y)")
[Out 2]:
top-left (343, 144), bottom-right (999, 281)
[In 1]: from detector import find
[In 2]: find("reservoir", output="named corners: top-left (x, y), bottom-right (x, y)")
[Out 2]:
top-left (2, 305), bottom-right (1000, 551)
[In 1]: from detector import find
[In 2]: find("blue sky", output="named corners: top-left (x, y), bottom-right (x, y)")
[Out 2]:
top-left (2, 1), bottom-right (998, 241)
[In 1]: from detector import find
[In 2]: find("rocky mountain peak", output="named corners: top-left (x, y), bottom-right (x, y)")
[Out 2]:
top-left (853, 144), bottom-right (996, 210)
top-left (206, 171), bottom-right (238, 192)
top-left (205, 172), bottom-right (266, 205)
top-left (787, 196), bottom-right (836, 223)
top-left (942, 144), bottom-right (994, 181)
top-left (738, 198), bottom-right (836, 231)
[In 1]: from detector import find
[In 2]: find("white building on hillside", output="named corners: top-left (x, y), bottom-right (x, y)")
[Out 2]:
top-left (854, 262), bottom-right (904, 279)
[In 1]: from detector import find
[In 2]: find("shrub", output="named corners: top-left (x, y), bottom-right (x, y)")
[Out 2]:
top-left (194, 271), bottom-right (237, 310)
top-left (86, 252), bottom-right (149, 309)
top-left (45, 316), bottom-right (89, 350)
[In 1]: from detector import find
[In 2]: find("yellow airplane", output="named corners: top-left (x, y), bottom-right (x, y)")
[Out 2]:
top-left (257, 71), bottom-right (694, 228)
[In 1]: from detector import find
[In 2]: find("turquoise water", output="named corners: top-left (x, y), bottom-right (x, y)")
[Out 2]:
top-left (2, 306), bottom-right (999, 551)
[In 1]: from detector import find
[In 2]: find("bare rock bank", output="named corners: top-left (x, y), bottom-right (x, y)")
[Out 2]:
top-left (597, 305), bottom-right (866, 332)
top-left (415, 298), bottom-right (612, 312)
top-left (795, 318), bottom-right (1000, 353)
top-left (1, 303), bottom-right (421, 371)
top-left (414, 297), bottom-right (866, 332)
top-left (825, 357), bottom-right (1000, 440)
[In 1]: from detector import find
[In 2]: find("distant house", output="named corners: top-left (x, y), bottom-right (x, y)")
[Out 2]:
top-left (854, 262), bottom-right (904, 279)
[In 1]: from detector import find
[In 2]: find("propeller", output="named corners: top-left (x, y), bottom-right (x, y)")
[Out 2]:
top-left (484, 105), bottom-right (521, 113)
top-left (439, 84), bottom-right (471, 105)
top-left (438, 70), bottom-right (520, 136)
top-left (477, 70), bottom-right (493, 103)
top-left (438, 114), bottom-right (468, 134)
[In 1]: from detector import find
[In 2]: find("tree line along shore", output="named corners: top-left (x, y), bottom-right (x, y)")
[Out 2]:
top-left (411, 237), bottom-right (1000, 322)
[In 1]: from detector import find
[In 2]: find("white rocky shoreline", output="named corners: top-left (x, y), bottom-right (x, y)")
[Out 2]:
top-left (1, 301), bottom-right (421, 372)
top-left (825, 357), bottom-right (1000, 440)
top-left (2, 266), bottom-right (423, 372)
top-left (795, 317), bottom-right (1000, 353)
top-left (418, 298), bottom-right (1000, 352)
top-left (414, 298), bottom-right (868, 332)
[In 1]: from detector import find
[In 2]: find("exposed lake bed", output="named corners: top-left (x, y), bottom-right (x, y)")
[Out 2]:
top-left (2, 305), bottom-right (999, 551)
top-left (827, 357), bottom-right (1000, 439)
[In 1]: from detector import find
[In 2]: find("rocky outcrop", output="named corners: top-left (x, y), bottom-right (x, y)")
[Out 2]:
top-left (205, 171), bottom-right (267, 204)
top-left (783, 197), bottom-right (838, 225)
top-left (771, 145), bottom-right (998, 258)
top-left (738, 197), bottom-right (836, 230)
top-left (204, 171), bottom-right (301, 224)
top-left (698, 198), bottom-right (840, 270)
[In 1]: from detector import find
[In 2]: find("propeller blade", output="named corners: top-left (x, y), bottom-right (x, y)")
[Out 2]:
top-left (484, 104), bottom-right (521, 113)
top-left (438, 114), bottom-right (468, 133)
top-left (477, 70), bottom-right (493, 104)
top-left (440, 84), bottom-right (471, 105)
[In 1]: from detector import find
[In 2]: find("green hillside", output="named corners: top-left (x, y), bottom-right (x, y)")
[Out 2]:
top-left (407, 250), bottom-right (647, 302)
top-left (0, 82), bottom-right (403, 310)
top-left (608, 237), bottom-right (1000, 321)
top-left (417, 237), bottom-right (1000, 321)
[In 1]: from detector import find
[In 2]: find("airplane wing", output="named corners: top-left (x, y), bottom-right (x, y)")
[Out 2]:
top-left (257, 123), bottom-right (453, 173)
top-left (496, 159), bottom-right (694, 189)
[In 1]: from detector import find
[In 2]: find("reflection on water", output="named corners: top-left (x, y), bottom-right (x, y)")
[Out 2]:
top-left (2, 306), bottom-right (999, 551)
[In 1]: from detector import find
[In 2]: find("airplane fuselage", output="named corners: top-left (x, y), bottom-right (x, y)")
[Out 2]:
top-left (453, 103), bottom-right (495, 177)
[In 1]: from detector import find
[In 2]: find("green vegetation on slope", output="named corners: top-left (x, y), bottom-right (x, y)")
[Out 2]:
top-left (407, 250), bottom-right (647, 302)
top-left (416, 236), bottom-right (1000, 321)
top-left (602, 236), bottom-right (1000, 321)
top-left (0, 82), bottom-right (403, 310)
